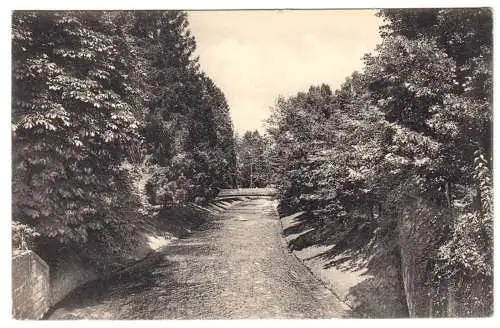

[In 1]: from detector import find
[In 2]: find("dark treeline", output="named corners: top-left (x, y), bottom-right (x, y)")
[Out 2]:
top-left (12, 11), bottom-right (236, 267)
top-left (266, 9), bottom-right (492, 316)
top-left (235, 130), bottom-right (274, 188)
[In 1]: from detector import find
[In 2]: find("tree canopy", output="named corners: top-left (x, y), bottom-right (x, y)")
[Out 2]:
top-left (12, 11), bottom-right (237, 264)
top-left (266, 8), bottom-right (492, 316)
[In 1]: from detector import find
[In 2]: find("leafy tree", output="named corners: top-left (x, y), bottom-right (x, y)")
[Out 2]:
top-left (12, 11), bottom-right (141, 244)
top-left (268, 8), bottom-right (492, 316)
top-left (267, 84), bottom-right (335, 213)
top-left (129, 11), bottom-right (236, 203)
top-left (235, 130), bottom-right (273, 188)
top-left (12, 10), bottom-right (237, 269)
top-left (376, 9), bottom-right (493, 299)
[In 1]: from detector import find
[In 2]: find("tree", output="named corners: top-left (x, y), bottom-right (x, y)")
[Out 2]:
top-left (235, 130), bottom-right (273, 188)
top-left (127, 11), bottom-right (237, 204)
top-left (12, 11), bottom-right (141, 244)
top-left (266, 84), bottom-right (335, 211)
top-left (12, 11), bottom-right (238, 268)
top-left (267, 8), bottom-right (492, 316)
top-left (375, 9), bottom-right (493, 291)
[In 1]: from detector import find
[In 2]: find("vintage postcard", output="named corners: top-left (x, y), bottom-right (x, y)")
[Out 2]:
top-left (10, 6), bottom-right (493, 320)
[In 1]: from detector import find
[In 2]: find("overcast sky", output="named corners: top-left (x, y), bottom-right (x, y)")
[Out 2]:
top-left (188, 10), bottom-right (383, 134)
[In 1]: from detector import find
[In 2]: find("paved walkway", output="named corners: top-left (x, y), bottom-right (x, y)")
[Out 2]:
top-left (49, 197), bottom-right (350, 319)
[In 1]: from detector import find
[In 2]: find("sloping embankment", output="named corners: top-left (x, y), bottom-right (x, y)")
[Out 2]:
top-left (276, 202), bottom-right (408, 318)
top-left (58, 197), bottom-right (248, 296)
top-left (14, 197), bottom-right (247, 319)
top-left (276, 201), bottom-right (493, 318)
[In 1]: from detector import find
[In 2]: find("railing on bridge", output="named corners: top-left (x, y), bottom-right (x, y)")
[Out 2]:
top-left (216, 188), bottom-right (277, 198)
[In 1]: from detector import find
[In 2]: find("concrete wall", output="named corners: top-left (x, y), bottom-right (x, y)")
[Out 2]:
top-left (12, 250), bottom-right (50, 320)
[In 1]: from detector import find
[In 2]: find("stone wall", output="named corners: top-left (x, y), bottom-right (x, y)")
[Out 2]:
top-left (12, 250), bottom-right (50, 320)
top-left (12, 249), bottom-right (98, 319)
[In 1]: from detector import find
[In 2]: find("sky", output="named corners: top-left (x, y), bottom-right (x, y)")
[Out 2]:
top-left (188, 10), bottom-right (383, 135)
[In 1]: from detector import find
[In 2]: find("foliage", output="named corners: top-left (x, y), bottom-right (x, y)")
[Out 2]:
top-left (12, 11), bottom-right (237, 268)
top-left (12, 11), bottom-right (141, 244)
top-left (12, 221), bottom-right (40, 250)
top-left (129, 11), bottom-right (236, 200)
top-left (267, 8), bottom-right (492, 316)
top-left (376, 8), bottom-right (493, 291)
top-left (235, 130), bottom-right (274, 188)
top-left (266, 84), bottom-right (336, 213)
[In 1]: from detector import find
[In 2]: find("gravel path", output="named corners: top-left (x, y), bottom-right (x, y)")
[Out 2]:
top-left (48, 197), bottom-right (350, 319)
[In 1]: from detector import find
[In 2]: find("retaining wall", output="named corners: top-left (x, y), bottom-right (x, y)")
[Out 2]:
top-left (12, 251), bottom-right (50, 320)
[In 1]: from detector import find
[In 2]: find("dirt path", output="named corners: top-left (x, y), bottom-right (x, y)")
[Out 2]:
top-left (48, 197), bottom-right (350, 319)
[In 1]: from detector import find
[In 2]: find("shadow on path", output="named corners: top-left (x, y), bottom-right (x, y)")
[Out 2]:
top-left (280, 210), bottom-right (409, 318)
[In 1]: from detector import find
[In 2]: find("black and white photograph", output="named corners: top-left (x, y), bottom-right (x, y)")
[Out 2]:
top-left (9, 3), bottom-right (494, 321)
